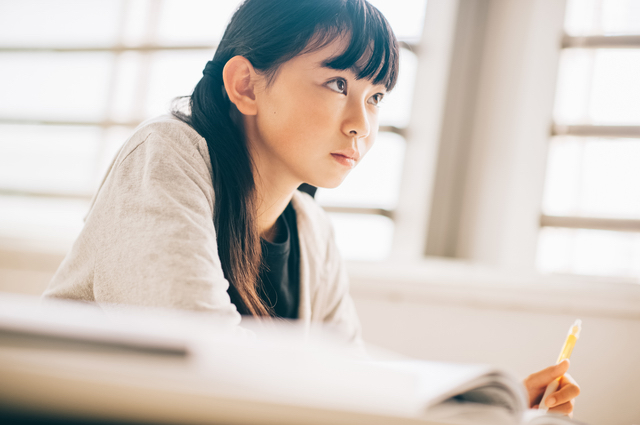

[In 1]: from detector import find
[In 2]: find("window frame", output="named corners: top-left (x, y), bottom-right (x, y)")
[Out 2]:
top-left (421, 0), bottom-right (568, 270)
top-left (422, 0), bottom-right (640, 268)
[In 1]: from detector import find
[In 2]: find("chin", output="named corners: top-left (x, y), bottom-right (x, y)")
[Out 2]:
top-left (305, 173), bottom-right (349, 190)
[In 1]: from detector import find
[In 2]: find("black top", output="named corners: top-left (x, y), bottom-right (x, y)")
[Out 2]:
top-left (257, 201), bottom-right (300, 319)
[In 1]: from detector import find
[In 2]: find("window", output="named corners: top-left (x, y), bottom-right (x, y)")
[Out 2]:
top-left (537, 0), bottom-right (640, 278)
top-left (13, 0), bottom-right (632, 281)
top-left (0, 0), bottom-right (427, 259)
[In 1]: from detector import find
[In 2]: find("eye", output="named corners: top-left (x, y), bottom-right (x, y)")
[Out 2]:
top-left (326, 78), bottom-right (347, 94)
top-left (367, 93), bottom-right (385, 106)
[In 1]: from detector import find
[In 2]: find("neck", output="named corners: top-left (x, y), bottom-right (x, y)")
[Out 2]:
top-left (254, 173), bottom-right (297, 242)
top-left (243, 117), bottom-right (301, 242)
top-left (251, 152), bottom-right (299, 243)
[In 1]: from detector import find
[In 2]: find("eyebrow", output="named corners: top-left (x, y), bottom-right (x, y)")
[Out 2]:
top-left (316, 63), bottom-right (371, 79)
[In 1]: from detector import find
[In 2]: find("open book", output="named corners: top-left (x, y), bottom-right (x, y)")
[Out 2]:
top-left (0, 293), bottom-right (586, 425)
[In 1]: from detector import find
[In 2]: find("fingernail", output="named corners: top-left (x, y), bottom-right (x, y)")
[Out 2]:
top-left (546, 397), bottom-right (556, 407)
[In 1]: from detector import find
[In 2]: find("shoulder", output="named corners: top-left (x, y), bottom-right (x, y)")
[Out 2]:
top-left (88, 115), bottom-right (216, 218)
top-left (115, 115), bottom-right (211, 173)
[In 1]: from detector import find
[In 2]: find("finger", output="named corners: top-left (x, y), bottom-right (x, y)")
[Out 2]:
top-left (548, 400), bottom-right (574, 416)
top-left (545, 383), bottom-right (580, 408)
top-left (526, 360), bottom-right (570, 388)
top-left (546, 375), bottom-right (580, 408)
top-left (559, 372), bottom-right (578, 388)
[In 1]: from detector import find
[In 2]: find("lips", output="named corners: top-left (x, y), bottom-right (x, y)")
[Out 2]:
top-left (331, 153), bottom-right (357, 167)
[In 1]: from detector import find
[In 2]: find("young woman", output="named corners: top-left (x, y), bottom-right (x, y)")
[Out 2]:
top-left (44, 0), bottom-right (579, 415)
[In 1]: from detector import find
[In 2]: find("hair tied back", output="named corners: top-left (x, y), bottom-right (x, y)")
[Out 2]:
top-left (203, 60), bottom-right (225, 79)
top-left (203, 60), bottom-right (229, 100)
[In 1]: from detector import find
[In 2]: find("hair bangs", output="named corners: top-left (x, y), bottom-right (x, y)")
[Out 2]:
top-left (317, 0), bottom-right (399, 91)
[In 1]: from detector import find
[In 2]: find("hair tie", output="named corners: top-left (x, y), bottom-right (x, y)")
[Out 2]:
top-left (203, 60), bottom-right (225, 78)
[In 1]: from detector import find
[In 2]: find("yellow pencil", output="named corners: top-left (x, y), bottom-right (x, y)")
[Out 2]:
top-left (538, 319), bottom-right (581, 412)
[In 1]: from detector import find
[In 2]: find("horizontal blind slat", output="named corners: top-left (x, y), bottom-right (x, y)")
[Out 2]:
top-left (541, 215), bottom-right (640, 233)
top-left (552, 124), bottom-right (640, 138)
top-left (563, 35), bottom-right (640, 49)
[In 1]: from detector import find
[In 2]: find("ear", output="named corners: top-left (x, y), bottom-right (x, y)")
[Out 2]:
top-left (222, 56), bottom-right (259, 116)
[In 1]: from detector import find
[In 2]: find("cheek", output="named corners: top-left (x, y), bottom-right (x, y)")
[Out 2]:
top-left (290, 93), bottom-right (338, 135)
top-left (261, 93), bottom-right (334, 148)
top-left (279, 81), bottom-right (333, 119)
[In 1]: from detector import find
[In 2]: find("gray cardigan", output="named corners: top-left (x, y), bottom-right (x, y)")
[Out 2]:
top-left (44, 115), bottom-right (362, 343)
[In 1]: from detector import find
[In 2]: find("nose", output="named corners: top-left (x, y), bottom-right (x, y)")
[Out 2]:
top-left (341, 100), bottom-right (371, 139)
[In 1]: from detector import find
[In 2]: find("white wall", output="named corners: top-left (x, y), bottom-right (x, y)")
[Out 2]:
top-left (0, 247), bottom-right (64, 295)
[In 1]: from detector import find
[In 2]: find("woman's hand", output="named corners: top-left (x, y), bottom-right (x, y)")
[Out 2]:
top-left (523, 359), bottom-right (580, 416)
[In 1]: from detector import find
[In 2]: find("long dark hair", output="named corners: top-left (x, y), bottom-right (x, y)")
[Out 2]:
top-left (173, 0), bottom-right (399, 317)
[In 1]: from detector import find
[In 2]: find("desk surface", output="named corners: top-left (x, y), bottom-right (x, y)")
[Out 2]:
top-left (1, 349), bottom-right (453, 425)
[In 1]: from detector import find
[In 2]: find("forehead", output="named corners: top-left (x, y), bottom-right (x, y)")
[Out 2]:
top-left (287, 37), bottom-right (349, 70)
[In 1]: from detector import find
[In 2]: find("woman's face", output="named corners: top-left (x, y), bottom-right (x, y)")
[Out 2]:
top-left (248, 39), bottom-right (387, 189)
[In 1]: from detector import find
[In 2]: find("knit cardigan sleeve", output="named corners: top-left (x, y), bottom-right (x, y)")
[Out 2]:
top-left (44, 117), bottom-right (242, 326)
